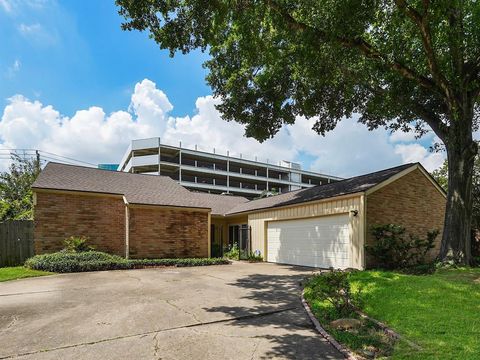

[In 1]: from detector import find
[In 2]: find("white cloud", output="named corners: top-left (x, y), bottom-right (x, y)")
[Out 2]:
top-left (0, 78), bottom-right (445, 177)
top-left (17, 23), bottom-right (57, 45)
top-left (5, 59), bottom-right (20, 78)
top-left (0, 0), bottom-right (12, 12)
top-left (394, 143), bottom-right (445, 172)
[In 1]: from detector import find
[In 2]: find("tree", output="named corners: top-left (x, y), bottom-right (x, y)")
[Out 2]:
top-left (0, 154), bottom-right (41, 221)
top-left (117, 0), bottom-right (480, 264)
top-left (433, 155), bottom-right (480, 232)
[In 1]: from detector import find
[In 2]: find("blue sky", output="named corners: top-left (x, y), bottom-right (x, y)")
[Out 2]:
top-left (0, 0), bottom-right (209, 116)
top-left (0, 0), bottom-right (445, 177)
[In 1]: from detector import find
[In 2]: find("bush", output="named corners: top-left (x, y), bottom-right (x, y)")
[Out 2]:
top-left (63, 236), bottom-right (94, 253)
top-left (245, 250), bottom-right (263, 262)
top-left (224, 243), bottom-right (239, 260)
top-left (25, 251), bottom-right (129, 273)
top-left (308, 269), bottom-right (362, 318)
top-left (25, 251), bottom-right (230, 273)
top-left (366, 224), bottom-right (438, 270)
top-left (130, 258), bottom-right (230, 268)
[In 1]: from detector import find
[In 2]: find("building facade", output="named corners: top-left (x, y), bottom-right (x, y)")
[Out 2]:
top-left (117, 138), bottom-right (342, 198)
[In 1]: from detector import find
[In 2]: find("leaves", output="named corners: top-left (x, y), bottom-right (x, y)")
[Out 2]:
top-left (0, 154), bottom-right (41, 221)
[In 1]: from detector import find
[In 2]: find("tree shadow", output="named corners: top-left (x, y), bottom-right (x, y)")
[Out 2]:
top-left (203, 265), bottom-right (344, 359)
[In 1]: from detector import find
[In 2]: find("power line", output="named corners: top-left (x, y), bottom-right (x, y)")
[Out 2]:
top-left (0, 149), bottom-right (98, 167)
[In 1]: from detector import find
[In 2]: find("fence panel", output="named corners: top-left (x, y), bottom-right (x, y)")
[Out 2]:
top-left (0, 220), bottom-right (34, 267)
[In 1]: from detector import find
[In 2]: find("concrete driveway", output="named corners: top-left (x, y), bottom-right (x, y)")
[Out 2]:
top-left (0, 262), bottom-right (343, 360)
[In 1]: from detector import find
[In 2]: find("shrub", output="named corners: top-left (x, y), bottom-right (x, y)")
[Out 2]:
top-left (224, 243), bottom-right (239, 260)
top-left (63, 236), bottom-right (94, 253)
top-left (25, 251), bottom-right (129, 273)
top-left (24, 251), bottom-right (230, 273)
top-left (308, 269), bottom-right (362, 318)
top-left (245, 252), bottom-right (263, 262)
top-left (366, 224), bottom-right (438, 270)
top-left (130, 258), bottom-right (230, 268)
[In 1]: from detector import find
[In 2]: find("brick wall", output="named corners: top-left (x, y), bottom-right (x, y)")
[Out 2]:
top-left (366, 168), bottom-right (446, 267)
top-left (34, 191), bottom-right (125, 256)
top-left (129, 206), bottom-right (209, 259)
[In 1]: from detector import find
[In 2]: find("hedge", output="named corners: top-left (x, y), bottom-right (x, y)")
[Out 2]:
top-left (24, 251), bottom-right (230, 273)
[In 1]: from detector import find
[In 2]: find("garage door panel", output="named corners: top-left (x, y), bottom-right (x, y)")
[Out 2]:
top-left (267, 214), bottom-right (350, 269)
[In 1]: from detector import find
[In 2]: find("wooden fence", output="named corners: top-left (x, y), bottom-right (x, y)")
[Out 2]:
top-left (0, 220), bottom-right (34, 267)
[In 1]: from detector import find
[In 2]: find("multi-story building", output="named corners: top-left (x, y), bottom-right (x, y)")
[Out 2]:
top-left (118, 138), bottom-right (342, 198)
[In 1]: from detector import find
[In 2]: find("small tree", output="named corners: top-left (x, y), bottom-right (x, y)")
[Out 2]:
top-left (0, 154), bottom-right (41, 221)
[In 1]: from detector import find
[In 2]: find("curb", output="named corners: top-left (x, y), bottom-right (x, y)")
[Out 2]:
top-left (353, 308), bottom-right (422, 351)
top-left (301, 290), bottom-right (358, 360)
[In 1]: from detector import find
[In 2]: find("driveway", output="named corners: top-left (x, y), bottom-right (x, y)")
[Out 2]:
top-left (0, 262), bottom-right (343, 359)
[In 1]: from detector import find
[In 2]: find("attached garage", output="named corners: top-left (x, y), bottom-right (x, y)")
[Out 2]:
top-left (267, 215), bottom-right (350, 268)
top-left (226, 163), bottom-right (447, 270)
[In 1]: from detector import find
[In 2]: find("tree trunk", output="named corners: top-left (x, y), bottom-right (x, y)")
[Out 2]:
top-left (440, 137), bottom-right (477, 265)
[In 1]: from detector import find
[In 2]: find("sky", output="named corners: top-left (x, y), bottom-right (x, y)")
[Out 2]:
top-left (0, 0), bottom-right (446, 177)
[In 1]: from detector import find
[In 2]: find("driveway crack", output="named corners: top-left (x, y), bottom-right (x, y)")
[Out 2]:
top-left (0, 306), bottom-right (299, 359)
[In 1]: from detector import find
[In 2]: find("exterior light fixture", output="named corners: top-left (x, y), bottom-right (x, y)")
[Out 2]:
top-left (350, 210), bottom-right (359, 217)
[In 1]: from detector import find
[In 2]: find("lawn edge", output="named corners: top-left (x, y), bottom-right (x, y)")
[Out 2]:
top-left (300, 289), bottom-right (357, 360)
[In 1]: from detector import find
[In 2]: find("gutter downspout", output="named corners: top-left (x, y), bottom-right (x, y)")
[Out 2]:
top-left (123, 196), bottom-right (130, 259)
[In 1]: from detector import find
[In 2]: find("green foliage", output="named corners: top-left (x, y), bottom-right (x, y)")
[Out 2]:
top-left (130, 258), bottom-right (230, 267)
top-left (245, 253), bottom-right (263, 262)
top-left (366, 224), bottom-right (438, 270)
top-left (0, 154), bottom-right (41, 221)
top-left (308, 270), bottom-right (362, 318)
top-left (116, 1), bottom-right (480, 141)
top-left (25, 251), bottom-right (230, 273)
top-left (25, 251), bottom-right (129, 273)
top-left (62, 236), bottom-right (95, 253)
top-left (224, 243), bottom-right (239, 260)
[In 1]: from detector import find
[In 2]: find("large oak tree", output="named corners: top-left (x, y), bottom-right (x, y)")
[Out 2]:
top-left (117, 0), bottom-right (480, 264)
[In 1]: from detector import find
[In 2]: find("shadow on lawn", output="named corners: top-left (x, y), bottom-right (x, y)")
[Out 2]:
top-left (203, 265), bottom-right (343, 359)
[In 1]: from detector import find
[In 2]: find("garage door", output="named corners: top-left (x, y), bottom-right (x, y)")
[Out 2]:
top-left (267, 214), bottom-right (350, 269)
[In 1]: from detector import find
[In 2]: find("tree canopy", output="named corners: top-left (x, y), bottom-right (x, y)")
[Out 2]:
top-left (117, 0), bottom-right (480, 142)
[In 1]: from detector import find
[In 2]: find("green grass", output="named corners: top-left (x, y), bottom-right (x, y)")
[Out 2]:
top-left (306, 268), bottom-right (480, 359)
top-left (0, 266), bottom-right (53, 282)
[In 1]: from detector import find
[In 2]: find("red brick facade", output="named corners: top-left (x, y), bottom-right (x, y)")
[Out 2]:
top-left (366, 168), bottom-right (446, 266)
top-left (34, 191), bottom-right (126, 255)
top-left (129, 206), bottom-right (209, 258)
top-left (34, 191), bottom-right (209, 259)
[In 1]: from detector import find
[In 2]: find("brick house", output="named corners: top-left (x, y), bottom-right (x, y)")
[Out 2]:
top-left (32, 162), bottom-right (446, 269)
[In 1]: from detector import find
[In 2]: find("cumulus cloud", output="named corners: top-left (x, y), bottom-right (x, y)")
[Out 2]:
top-left (0, 78), bottom-right (445, 177)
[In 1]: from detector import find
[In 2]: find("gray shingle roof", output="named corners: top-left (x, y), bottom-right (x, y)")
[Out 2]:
top-left (32, 162), bottom-right (248, 213)
top-left (226, 163), bottom-right (416, 215)
top-left (33, 162), bottom-right (418, 216)
top-left (190, 192), bottom-right (249, 215)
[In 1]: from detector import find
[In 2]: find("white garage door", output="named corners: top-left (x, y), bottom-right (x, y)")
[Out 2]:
top-left (267, 214), bottom-right (350, 269)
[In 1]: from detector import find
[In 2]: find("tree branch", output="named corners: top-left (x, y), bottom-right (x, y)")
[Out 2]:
top-left (266, 0), bottom-right (438, 92)
top-left (394, 0), bottom-right (453, 102)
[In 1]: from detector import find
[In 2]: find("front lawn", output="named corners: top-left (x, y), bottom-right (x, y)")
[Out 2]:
top-left (0, 266), bottom-right (53, 282)
top-left (305, 268), bottom-right (480, 359)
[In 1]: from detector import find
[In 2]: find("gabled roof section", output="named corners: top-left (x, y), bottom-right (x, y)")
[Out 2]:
top-left (226, 163), bottom-right (417, 215)
top-left (33, 162), bottom-right (213, 210)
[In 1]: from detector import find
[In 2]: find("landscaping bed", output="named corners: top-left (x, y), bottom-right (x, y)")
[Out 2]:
top-left (304, 268), bottom-right (480, 359)
top-left (25, 251), bottom-right (230, 273)
top-left (0, 266), bottom-right (53, 282)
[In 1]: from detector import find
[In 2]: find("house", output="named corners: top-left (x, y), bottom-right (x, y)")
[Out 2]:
top-left (117, 138), bottom-right (342, 198)
top-left (32, 162), bottom-right (446, 269)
